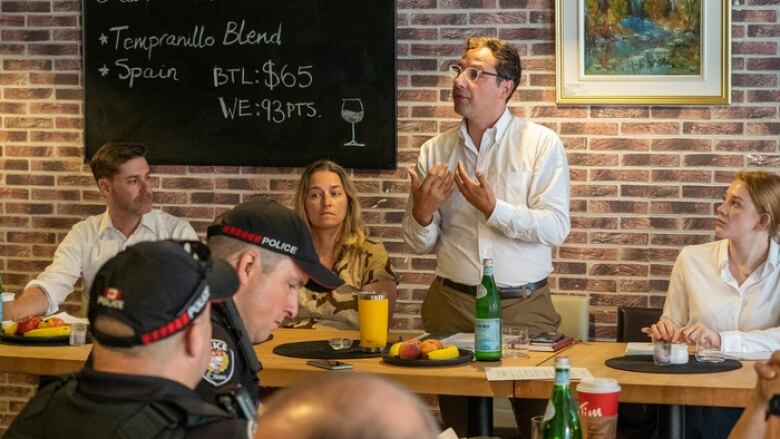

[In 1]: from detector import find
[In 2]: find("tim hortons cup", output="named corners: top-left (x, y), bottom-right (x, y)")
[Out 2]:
top-left (576, 378), bottom-right (621, 439)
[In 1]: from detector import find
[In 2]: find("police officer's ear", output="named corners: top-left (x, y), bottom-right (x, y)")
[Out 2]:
top-left (184, 309), bottom-right (211, 358)
top-left (235, 249), bottom-right (260, 285)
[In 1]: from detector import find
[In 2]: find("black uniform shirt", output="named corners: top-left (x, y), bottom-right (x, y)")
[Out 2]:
top-left (196, 302), bottom-right (262, 407)
top-left (5, 368), bottom-right (250, 439)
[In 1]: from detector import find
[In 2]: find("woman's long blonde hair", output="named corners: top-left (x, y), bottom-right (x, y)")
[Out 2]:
top-left (294, 160), bottom-right (367, 260)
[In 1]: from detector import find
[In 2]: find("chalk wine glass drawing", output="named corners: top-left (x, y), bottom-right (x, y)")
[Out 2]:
top-left (341, 98), bottom-right (365, 147)
top-left (556, 0), bottom-right (730, 105)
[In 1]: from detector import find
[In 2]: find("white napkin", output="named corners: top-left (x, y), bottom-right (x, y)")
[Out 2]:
top-left (440, 333), bottom-right (475, 350)
top-left (484, 366), bottom-right (593, 381)
top-left (624, 342), bottom-right (654, 355)
top-left (48, 311), bottom-right (89, 325)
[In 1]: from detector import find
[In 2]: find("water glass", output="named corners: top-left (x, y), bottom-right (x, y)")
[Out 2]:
top-left (695, 337), bottom-right (725, 363)
top-left (1, 292), bottom-right (15, 323)
top-left (531, 415), bottom-right (545, 439)
top-left (653, 341), bottom-right (671, 366)
top-left (502, 326), bottom-right (529, 359)
top-left (69, 323), bottom-right (87, 346)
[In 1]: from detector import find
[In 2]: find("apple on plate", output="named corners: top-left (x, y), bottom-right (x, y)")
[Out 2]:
top-left (398, 340), bottom-right (422, 360)
top-left (16, 316), bottom-right (43, 335)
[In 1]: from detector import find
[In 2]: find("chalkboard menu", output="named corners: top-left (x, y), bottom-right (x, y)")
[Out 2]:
top-left (83, 0), bottom-right (397, 169)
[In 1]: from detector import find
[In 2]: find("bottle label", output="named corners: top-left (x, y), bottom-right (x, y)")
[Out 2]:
top-left (483, 265), bottom-right (494, 276)
top-left (476, 285), bottom-right (487, 299)
top-left (543, 400), bottom-right (555, 421)
top-left (475, 318), bottom-right (500, 352)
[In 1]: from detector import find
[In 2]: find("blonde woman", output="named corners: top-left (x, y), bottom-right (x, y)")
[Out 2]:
top-left (287, 159), bottom-right (398, 330)
top-left (644, 171), bottom-right (780, 352)
top-left (643, 171), bottom-right (780, 438)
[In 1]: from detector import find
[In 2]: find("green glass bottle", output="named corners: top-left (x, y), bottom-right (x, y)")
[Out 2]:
top-left (542, 356), bottom-right (582, 439)
top-left (474, 258), bottom-right (501, 361)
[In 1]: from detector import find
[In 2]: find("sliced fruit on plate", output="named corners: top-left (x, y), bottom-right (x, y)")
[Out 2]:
top-left (23, 325), bottom-right (71, 338)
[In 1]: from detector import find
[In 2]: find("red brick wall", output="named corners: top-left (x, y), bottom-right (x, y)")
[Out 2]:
top-left (1, 0), bottom-right (779, 433)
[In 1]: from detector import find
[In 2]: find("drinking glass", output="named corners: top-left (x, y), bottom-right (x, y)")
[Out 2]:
top-left (341, 98), bottom-right (365, 146)
top-left (357, 291), bottom-right (388, 352)
top-left (502, 326), bottom-right (529, 359)
top-left (69, 323), bottom-right (87, 346)
top-left (695, 337), bottom-right (725, 363)
top-left (653, 341), bottom-right (671, 366)
top-left (1, 292), bottom-right (15, 323)
top-left (531, 415), bottom-right (545, 439)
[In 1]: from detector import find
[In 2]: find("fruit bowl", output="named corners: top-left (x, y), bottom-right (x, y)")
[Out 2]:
top-left (328, 338), bottom-right (354, 351)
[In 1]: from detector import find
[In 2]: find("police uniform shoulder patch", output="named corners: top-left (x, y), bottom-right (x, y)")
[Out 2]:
top-left (203, 338), bottom-right (235, 386)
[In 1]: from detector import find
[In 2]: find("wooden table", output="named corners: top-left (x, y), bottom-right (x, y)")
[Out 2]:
top-left (0, 331), bottom-right (761, 437)
top-left (520, 342), bottom-right (759, 439)
top-left (0, 333), bottom-right (759, 407)
top-left (0, 342), bottom-right (90, 376)
top-left (255, 328), bottom-right (558, 398)
top-left (515, 342), bottom-right (758, 408)
top-left (256, 328), bottom-right (557, 437)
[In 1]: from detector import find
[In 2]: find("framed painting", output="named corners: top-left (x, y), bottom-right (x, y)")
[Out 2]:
top-left (556, 0), bottom-right (730, 105)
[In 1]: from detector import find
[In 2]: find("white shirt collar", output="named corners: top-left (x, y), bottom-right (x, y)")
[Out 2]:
top-left (718, 238), bottom-right (780, 280)
top-left (458, 108), bottom-right (513, 153)
top-left (98, 209), bottom-right (153, 238)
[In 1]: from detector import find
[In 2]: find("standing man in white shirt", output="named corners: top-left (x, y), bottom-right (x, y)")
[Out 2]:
top-left (401, 36), bottom-right (570, 438)
top-left (10, 142), bottom-right (198, 321)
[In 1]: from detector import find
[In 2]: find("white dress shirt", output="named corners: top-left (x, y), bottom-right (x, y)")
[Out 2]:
top-left (401, 109), bottom-right (570, 287)
top-left (26, 209), bottom-right (198, 315)
top-left (662, 239), bottom-right (780, 353)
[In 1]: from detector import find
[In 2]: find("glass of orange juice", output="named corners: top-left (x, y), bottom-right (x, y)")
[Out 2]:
top-left (357, 291), bottom-right (388, 352)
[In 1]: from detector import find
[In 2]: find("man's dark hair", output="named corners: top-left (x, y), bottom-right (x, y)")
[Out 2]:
top-left (465, 36), bottom-right (522, 101)
top-left (89, 142), bottom-right (146, 182)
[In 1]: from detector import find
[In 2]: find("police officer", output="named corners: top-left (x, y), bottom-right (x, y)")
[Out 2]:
top-left (6, 240), bottom-right (251, 439)
top-left (198, 199), bottom-right (343, 414)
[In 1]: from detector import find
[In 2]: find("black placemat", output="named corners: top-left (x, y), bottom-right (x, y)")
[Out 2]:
top-left (605, 355), bottom-right (742, 374)
top-left (273, 339), bottom-right (386, 359)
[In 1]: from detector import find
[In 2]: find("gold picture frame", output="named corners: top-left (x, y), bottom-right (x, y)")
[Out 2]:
top-left (556, 0), bottom-right (730, 105)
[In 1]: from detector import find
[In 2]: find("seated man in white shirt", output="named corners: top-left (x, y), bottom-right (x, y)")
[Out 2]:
top-left (10, 142), bottom-right (198, 321)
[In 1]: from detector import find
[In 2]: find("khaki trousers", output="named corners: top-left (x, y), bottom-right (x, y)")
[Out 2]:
top-left (423, 276), bottom-right (560, 438)
top-left (421, 276), bottom-right (561, 336)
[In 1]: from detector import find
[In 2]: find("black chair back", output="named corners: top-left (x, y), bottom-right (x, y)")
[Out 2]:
top-left (616, 306), bottom-right (663, 342)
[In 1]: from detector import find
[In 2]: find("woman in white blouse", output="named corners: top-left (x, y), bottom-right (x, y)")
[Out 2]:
top-left (644, 171), bottom-right (780, 353)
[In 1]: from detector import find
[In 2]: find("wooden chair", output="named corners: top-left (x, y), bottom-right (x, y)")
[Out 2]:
top-left (616, 306), bottom-right (666, 439)
top-left (550, 294), bottom-right (590, 341)
top-left (616, 306), bottom-right (662, 342)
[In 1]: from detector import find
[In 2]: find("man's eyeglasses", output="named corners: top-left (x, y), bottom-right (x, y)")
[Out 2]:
top-left (448, 65), bottom-right (502, 83)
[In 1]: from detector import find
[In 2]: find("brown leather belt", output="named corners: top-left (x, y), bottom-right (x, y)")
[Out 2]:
top-left (441, 277), bottom-right (548, 299)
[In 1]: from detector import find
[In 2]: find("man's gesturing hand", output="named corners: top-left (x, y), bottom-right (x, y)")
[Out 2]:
top-left (408, 162), bottom-right (455, 226)
top-left (454, 161), bottom-right (496, 218)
